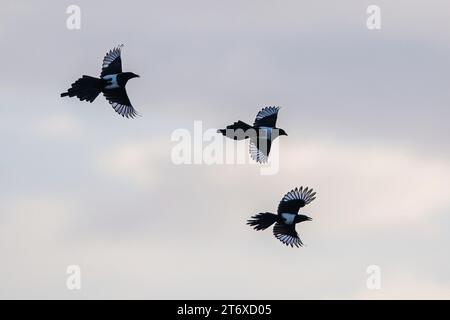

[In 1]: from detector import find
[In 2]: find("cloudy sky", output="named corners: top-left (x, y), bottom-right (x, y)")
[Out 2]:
top-left (1, 0), bottom-right (450, 299)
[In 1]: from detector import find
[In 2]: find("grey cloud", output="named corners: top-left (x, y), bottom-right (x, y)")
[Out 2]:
top-left (1, 0), bottom-right (450, 299)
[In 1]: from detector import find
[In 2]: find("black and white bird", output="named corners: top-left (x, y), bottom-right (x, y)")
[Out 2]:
top-left (217, 106), bottom-right (287, 163)
top-left (247, 187), bottom-right (316, 247)
top-left (61, 45), bottom-right (140, 118)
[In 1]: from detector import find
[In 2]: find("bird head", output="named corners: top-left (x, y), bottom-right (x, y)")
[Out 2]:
top-left (278, 128), bottom-right (288, 136)
top-left (297, 214), bottom-right (312, 223)
top-left (129, 72), bottom-right (140, 79)
top-left (123, 72), bottom-right (140, 82)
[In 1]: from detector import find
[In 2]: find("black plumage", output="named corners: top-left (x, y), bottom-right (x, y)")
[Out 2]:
top-left (218, 107), bottom-right (287, 163)
top-left (247, 187), bottom-right (316, 247)
top-left (61, 45), bottom-right (140, 118)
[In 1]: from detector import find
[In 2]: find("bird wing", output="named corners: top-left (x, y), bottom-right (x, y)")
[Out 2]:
top-left (101, 45), bottom-right (123, 78)
top-left (103, 88), bottom-right (139, 118)
top-left (253, 106), bottom-right (279, 128)
top-left (277, 187), bottom-right (316, 215)
top-left (249, 136), bottom-right (271, 164)
top-left (273, 222), bottom-right (303, 247)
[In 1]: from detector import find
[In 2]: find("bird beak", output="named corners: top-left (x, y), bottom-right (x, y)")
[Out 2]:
top-left (306, 217), bottom-right (312, 221)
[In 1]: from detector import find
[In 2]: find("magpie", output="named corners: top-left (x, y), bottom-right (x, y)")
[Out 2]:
top-left (217, 106), bottom-right (287, 163)
top-left (61, 45), bottom-right (140, 118)
top-left (247, 187), bottom-right (316, 247)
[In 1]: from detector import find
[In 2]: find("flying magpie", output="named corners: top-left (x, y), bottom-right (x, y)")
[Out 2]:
top-left (247, 187), bottom-right (316, 247)
top-left (61, 45), bottom-right (140, 118)
top-left (217, 106), bottom-right (287, 163)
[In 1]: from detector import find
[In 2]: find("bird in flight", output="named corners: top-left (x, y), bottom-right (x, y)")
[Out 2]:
top-left (61, 45), bottom-right (140, 118)
top-left (247, 187), bottom-right (316, 247)
top-left (218, 107), bottom-right (287, 163)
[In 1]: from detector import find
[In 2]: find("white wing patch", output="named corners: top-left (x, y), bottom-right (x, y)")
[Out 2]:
top-left (102, 74), bottom-right (119, 89)
top-left (258, 127), bottom-right (273, 141)
top-left (281, 213), bottom-right (296, 225)
top-left (282, 187), bottom-right (316, 205)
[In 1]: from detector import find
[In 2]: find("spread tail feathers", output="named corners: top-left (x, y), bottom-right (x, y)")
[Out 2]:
top-left (247, 212), bottom-right (278, 231)
top-left (61, 75), bottom-right (103, 103)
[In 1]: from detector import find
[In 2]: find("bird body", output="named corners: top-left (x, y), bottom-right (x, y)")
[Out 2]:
top-left (103, 74), bottom-right (120, 89)
top-left (218, 107), bottom-right (287, 163)
top-left (247, 187), bottom-right (316, 247)
top-left (257, 126), bottom-right (273, 141)
top-left (281, 212), bottom-right (296, 225)
top-left (61, 45), bottom-right (140, 118)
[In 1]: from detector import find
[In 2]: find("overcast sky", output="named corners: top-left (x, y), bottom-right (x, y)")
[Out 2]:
top-left (1, 0), bottom-right (450, 299)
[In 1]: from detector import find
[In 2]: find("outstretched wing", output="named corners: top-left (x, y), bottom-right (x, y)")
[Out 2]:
top-left (103, 88), bottom-right (139, 118)
top-left (253, 106), bottom-right (280, 128)
top-left (249, 136), bottom-right (271, 164)
top-left (273, 222), bottom-right (303, 247)
top-left (101, 45), bottom-right (123, 78)
top-left (277, 187), bottom-right (316, 215)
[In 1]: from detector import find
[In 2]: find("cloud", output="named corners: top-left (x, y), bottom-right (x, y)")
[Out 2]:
top-left (1, 0), bottom-right (450, 299)
top-left (93, 140), bottom-right (168, 187)
top-left (356, 269), bottom-right (450, 299)
top-left (34, 114), bottom-right (82, 139)
top-left (0, 195), bottom-right (76, 246)
top-left (281, 140), bottom-right (450, 231)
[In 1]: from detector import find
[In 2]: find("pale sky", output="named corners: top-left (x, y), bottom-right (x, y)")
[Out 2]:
top-left (1, 0), bottom-right (450, 299)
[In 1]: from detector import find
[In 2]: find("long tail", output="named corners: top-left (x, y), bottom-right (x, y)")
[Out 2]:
top-left (247, 212), bottom-right (278, 230)
top-left (61, 75), bottom-right (103, 103)
top-left (218, 121), bottom-right (254, 140)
